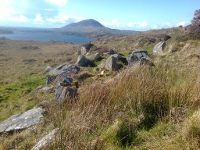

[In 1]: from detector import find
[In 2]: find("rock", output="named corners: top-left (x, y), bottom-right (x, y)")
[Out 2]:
top-left (86, 53), bottom-right (100, 61)
top-left (76, 55), bottom-right (89, 67)
top-left (81, 43), bottom-right (94, 55)
top-left (45, 66), bottom-right (52, 73)
top-left (108, 49), bottom-right (115, 54)
top-left (105, 55), bottom-right (118, 71)
top-left (55, 84), bottom-right (78, 103)
top-left (49, 62), bottom-right (80, 78)
top-left (126, 49), bottom-right (150, 66)
top-left (153, 41), bottom-right (166, 55)
top-left (95, 67), bottom-right (100, 72)
top-left (46, 75), bottom-right (56, 85)
top-left (39, 86), bottom-right (54, 93)
top-left (31, 128), bottom-right (59, 150)
top-left (112, 54), bottom-right (122, 59)
top-left (112, 54), bottom-right (128, 65)
top-left (0, 107), bottom-right (44, 133)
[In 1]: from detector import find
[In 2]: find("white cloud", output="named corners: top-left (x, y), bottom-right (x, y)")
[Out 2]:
top-left (162, 22), bottom-right (171, 27)
top-left (34, 14), bottom-right (44, 22)
top-left (9, 14), bottom-right (28, 22)
top-left (151, 24), bottom-right (158, 29)
top-left (177, 21), bottom-right (187, 26)
top-left (0, 8), bottom-right (21, 20)
top-left (44, 8), bottom-right (57, 11)
top-left (46, 17), bottom-right (65, 23)
top-left (102, 19), bottom-right (122, 27)
top-left (126, 21), bottom-right (148, 28)
top-left (102, 19), bottom-right (148, 29)
top-left (44, 0), bottom-right (67, 5)
top-left (46, 15), bottom-right (82, 24)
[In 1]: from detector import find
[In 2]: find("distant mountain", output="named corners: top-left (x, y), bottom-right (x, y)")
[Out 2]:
top-left (60, 19), bottom-right (139, 36)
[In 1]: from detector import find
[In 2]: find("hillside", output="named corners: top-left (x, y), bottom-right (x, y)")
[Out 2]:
top-left (0, 18), bottom-right (200, 149)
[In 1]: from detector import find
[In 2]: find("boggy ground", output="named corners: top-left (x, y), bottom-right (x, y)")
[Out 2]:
top-left (0, 27), bottom-right (200, 149)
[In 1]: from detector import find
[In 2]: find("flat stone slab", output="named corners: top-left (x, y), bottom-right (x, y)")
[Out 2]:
top-left (49, 62), bottom-right (80, 77)
top-left (31, 128), bottom-right (59, 150)
top-left (0, 107), bottom-right (44, 133)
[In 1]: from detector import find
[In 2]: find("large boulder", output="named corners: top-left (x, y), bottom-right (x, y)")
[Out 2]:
top-left (0, 107), bottom-right (44, 133)
top-left (105, 55), bottom-right (118, 71)
top-left (48, 62), bottom-right (80, 80)
top-left (55, 84), bottom-right (78, 103)
top-left (80, 43), bottom-right (94, 55)
top-left (31, 128), bottom-right (59, 150)
top-left (126, 50), bottom-right (150, 66)
top-left (153, 41), bottom-right (166, 55)
top-left (76, 55), bottom-right (90, 67)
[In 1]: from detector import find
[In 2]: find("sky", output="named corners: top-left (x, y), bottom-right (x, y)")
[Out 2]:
top-left (0, 0), bottom-right (199, 31)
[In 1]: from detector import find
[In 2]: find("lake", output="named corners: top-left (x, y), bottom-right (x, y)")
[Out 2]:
top-left (0, 31), bottom-right (93, 44)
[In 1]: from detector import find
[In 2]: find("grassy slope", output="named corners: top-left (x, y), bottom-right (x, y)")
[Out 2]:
top-left (0, 29), bottom-right (200, 149)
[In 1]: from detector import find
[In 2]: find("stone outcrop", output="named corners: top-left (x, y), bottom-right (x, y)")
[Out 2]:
top-left (0, 107), bottom-right (44, 133)
top-left (127, 50), bottom-right (153, 66)
top-left (153, 41), bottom-right (166, 55)
top-left (48, 62), bottom-right (80, 81)
top-left (31, 128), bottom-right (59, 150)
top-left (55, 84), bottom-right (78, 103)
top-left (80, 43), bottom-right (94, 55)
top-left (105, 55), bottom-right (118, 71)
top-left (76, 55), bottom-right (90, 67)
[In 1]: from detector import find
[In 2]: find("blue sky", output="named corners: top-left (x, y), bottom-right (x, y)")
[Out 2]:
top-left (0, 0), bottom-right (199, 30)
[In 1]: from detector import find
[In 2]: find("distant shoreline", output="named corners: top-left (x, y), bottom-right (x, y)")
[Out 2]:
top-left (0, 31), bottom-right (93, 44)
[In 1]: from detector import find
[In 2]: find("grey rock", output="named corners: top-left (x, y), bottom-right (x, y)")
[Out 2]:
top-left (105, 55), bottom-right (118, 71)
top-left (45, 66), bottom-right (52, 73)
top-left (0, 108), bottom-right (44, 133)
top-left (86, 53), bottom-right (100, 61)
top-left (55, 84), bottom-right (77, 103)
top-left (49, 62), bottom-right (80, 79)
top-left (108, 49), bottom-right (116, 54)
top-left (112, 54), bottom-right (128, 65)
top-left (112, 54), bottom-right (122, 59)
top-left (46, 75), bottom-right (56, 85)
top-left (31, 128), bottom-right (59, 150)
top-left (126, 49), bottom-right (149, 66)
top-left (153, 41), bottom-right (166, 55)
top-left (76, 55), bottom-right (89, 67)
top-left (80, 46), bottom-right (87, 55)
top-left (40, 86), bottom-right (54, 93)
top-left (80, 43), bottom-right (94, 55)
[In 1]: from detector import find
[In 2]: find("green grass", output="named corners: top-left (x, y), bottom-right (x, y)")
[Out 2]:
top-left (0, 76), bottom-right (45, 121)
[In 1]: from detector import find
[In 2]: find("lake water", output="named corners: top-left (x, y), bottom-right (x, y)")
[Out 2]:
top-left (0, 31), bottom-right (93, 44)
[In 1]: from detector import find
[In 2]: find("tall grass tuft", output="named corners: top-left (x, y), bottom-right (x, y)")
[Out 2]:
top-left (43, 59), bottom-right (199, 149)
